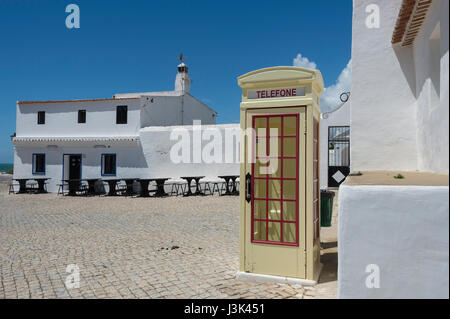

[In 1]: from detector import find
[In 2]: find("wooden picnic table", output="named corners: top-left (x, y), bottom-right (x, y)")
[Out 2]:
top-left (218, 175), bottom-right (239, 196)
top-left (180, 176), bottom-right (205, 196)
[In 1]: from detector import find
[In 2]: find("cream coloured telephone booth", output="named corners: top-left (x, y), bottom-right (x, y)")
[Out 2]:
top-left (237, 67), bottom-right (324, 284)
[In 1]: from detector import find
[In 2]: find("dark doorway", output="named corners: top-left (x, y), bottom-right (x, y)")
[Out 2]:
top-left (69, 155), bottom-right (82, 180)
top-left (328, 126), bottom-right (350, 187)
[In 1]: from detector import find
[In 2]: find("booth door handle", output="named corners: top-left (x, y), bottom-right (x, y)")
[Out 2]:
top-left (245, 173), bottom-right (251, 203)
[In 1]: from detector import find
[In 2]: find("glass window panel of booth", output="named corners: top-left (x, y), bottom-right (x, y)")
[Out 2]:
top-left (284, 116), bottom-right (297, 136)
top-left (283, 137), bottom-right (296, 157)
top-left (268, 201), bottom-right (281, 220)
top-left (253, 200), bottom-right (266, 220)
top-left (268, 179), bottom-right (281, 199)
top-left (255, 137), bottom-right (267, 158)
top-left (254, 180), bottom-right (267, 199)
top-left (282, 201), bottom-right (296, 221)
top-left (268, 222), bottom-right (281, 242)
top-left (251, 113), bottom-right (299, 245)
top-left (283, 223), bottom-right (296, 243)
top-left (253, 221), bottom-right (267, 241)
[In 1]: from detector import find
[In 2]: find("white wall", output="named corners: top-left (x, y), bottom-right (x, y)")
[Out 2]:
top-left (320, 102), bottom-right (351, 188)
top-left (338, 184), bottom-right (449, 298)
top-left (139, 124), bottom-right (240, 180)
top-left (13, 142), bottom-right (147, 192)
top-left (351, 0), bottom-right (419, 172)
top-left (412, 0), bottom-right (449, 174)
top-left (13, 123), bottom-right (240, 192)
top-left (140, 94), bottom-right (216, 127)
top-left (16, 99), bottom-right (141, 138)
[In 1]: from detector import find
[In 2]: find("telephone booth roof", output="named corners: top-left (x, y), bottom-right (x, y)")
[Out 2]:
top-left (237, 66), bottom-right (324, 94)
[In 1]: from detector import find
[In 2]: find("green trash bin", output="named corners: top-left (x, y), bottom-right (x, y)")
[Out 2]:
top-left (320, 190), bottom-right (335, 227)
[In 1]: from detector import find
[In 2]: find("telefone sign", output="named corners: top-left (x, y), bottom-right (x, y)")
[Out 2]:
top-left (248, 87), bottom-right (305, 99)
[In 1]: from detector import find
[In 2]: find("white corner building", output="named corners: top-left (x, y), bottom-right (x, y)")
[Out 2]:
top-left (338, 0), bottom-right (449, 299)
top-left (12, 63), bottom-right (241, 192)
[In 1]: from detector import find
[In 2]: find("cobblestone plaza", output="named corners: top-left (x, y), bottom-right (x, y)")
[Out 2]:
top-left (0, 180), bottom-right (337, 299)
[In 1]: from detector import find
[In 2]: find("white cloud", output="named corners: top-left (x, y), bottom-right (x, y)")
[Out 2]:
top-left (293, 53), bottom-right (317, 69)
top-left (320, 59), bottom-right (352, 112)
top-left (292, 53), bottom-right (351, 112)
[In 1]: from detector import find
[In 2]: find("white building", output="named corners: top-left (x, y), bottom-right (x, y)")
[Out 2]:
top-left (12, 63), bottom-right (240, 192)
top-left (339, 0), bottom-right (449, 298)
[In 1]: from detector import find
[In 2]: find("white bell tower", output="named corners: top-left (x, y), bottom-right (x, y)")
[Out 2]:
top-left (174, 61), bottom-right (191, 94)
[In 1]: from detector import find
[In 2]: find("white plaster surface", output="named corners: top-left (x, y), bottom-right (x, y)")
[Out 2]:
top-left (16, 99), bottom-right (141, 138)
top-left (338, 184), bottom-right (449, 299)
top-left (351, 0), bottom-right (419, 172)
top-left (412, 0), bottom-right (449, 174)
top-left (351, 0), bottom-right (449, 174)
top-left (139, 124), bottom-right (240, 180)
top-left (140, 94), bottom-right (216, 127)
top-left (13, 142), bottom-right (147, 193)
top-left (13, 123), bottom-right (240, 192)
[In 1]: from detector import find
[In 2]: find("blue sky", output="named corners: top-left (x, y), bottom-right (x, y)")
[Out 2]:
top-left (0, 0), bottom-right (352, 163)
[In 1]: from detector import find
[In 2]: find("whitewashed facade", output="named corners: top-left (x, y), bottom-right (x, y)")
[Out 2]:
top-left (12, 64), bottom-right (241, 192)
top-left (339, 0), bottom-right (449, 299)
top-left (351, 0), bottom-right (449, 174)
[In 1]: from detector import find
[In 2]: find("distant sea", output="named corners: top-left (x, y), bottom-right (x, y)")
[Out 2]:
top-left (0, 163), bottom-right (13, 173)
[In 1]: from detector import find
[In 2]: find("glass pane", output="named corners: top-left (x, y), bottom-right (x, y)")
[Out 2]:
top-left (283, 180), bottom-right (296, 200)
top-left (254, 221), bottom-right (266, 241)
top-left (283, 138), bottom-right (296, 157)
top-left (268, 179), bottom-right (281, 199)
top-left (268, 137), bottom-right (281, 157)
top-left (268, 222), bottom-right (281, 242)
top-left (284, 116), bottom-right (297, 136)
top-left (268, 117), bottom-right (282, 136)
top-left (283, 159), bottom-right (297, 178)
top-left (254, 200), bottom-right (266, 219)
top-left (283, 201), bottom-right (296, 221)
top-left (283, 223), bottom-right (296, 243)
top-left (268, 201), bottom-right (281, 220)
top-left (255, 159), bottom-right (270, 177)
top-left (254, 117), bottom-right (267, 132)
top-left (256, 137), bottom-right (267, 157)
top-left (267, 159), bottom-right (281, 178)
top-left (254, 180), bottom-right (267, 198)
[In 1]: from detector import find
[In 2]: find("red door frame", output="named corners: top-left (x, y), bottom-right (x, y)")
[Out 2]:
top-left (251, 113), bottom-right (300, 247)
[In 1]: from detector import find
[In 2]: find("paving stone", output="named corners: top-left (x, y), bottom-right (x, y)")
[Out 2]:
top-left (0, 185), bottom-right (337, 299)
